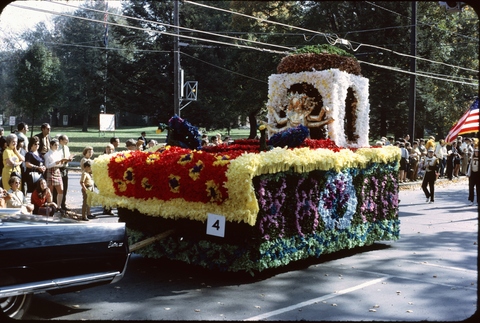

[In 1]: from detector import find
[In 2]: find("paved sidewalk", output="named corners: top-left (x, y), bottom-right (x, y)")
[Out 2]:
top-left (49, 169), bottom-right (119, 223)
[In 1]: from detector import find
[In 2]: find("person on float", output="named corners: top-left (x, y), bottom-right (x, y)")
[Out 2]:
top-left (422, 148), bottom-right (439, 204)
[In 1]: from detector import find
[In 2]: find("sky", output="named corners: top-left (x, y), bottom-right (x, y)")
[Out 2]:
top-left (0, 1), bottom-right (121, 45)
top-left (1, 1), bottom-right (71, 36)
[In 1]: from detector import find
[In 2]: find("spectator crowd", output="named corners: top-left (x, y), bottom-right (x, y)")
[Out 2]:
top-left (375, 134), bottom-right (479, 205)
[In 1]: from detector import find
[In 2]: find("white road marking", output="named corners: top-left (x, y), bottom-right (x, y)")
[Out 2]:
top-left (402, 260), bottom-right (478, 273)
top-left (243, 276), bottom-right (391, 321)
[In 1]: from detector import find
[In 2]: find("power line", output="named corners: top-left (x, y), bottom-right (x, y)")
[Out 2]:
top-left (364, 1), bottom-right (478, 42)
top-left (42, 41), bottom-right (172, 54)
top-left (358, 60), bottom-right (478, 86)
top-left (183, 0), bottom-right (334, 42)
top-left (11, 0), bottom-right (477, 75)
top-left (8, 2), bottom-right (292, 55)
top-left (180, 52), bottom-right (267, 84)
top-left (184, 0), bottom-right (478, 74)
top-left (43, 0), bottom-right (294, 52)
top-left (350, 41), bottom-right (478, 73)
top-left (16, 38), bottom-right (476, 87)
top-left (7, 1), bottom-right (478, 86)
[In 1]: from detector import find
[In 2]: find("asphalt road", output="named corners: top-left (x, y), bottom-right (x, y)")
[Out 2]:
top-left (22, 174), bottom-right (478, 321)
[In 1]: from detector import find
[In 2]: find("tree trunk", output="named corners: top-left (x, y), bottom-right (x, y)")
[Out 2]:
top-left (82, 111), bottom-right (89, 132)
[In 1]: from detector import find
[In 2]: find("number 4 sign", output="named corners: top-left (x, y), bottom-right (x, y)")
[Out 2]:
top-left (206, 213), bottom-right (226, 237)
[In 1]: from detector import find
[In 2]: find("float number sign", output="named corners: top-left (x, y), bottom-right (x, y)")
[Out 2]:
top-left (206, 213), bottom-right (225, 238)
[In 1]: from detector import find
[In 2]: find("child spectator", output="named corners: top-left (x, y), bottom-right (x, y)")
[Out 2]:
top-left (80, 146), bottom-right (94, 171)
top-left (80, 160), bottom-right (95, 221)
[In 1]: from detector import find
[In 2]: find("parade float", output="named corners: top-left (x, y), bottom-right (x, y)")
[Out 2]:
top-left (90, 45), bottom-right (400, 273)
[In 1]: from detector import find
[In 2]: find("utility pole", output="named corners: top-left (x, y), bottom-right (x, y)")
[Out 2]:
top-left (173, 0), bottom-right (181, 117)
top-left (408, 1), bottom-right (417, 141)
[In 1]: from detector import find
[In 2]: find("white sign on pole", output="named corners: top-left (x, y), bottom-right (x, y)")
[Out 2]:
top-left (9, 116), bottom-right (16, 126)
top-left (63, 115), bottom-right (69, 126)
top-left (0, 114), bottom-right (3, 125)
top-left (99, 114), bottom-right (115, 131)
top-left (206, 213), bottom-right (226, 238)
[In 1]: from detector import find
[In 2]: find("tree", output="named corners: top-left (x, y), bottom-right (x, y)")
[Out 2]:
top-left (415, 2), bottom-right (479, 139)
top-left (223, 1), bottom-right (302, 138)
top-left (51, 0), bottom-right (110, 131)
top-left (107, 0), bottom-right (176, 124)
top-left (11, 42), bottom-right (64, 131)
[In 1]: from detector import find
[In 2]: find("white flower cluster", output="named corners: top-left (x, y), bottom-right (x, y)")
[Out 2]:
top-left (267, 69), bottom-right (370, 148)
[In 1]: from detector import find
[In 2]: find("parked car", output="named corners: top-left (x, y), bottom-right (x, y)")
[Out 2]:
top-left (0, 209), bottom-right (130, 319)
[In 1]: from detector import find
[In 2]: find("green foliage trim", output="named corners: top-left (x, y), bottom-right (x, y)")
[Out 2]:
top-left (127, 219), bottom-right (400, 274)
top-left (293, 44), bottom-right (355, 58)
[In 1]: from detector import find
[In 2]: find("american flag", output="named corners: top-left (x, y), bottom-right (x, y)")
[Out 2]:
top-left (445, 98), bottom-right (479, 143)
top-left (103, 2), bottom-right (109, 47)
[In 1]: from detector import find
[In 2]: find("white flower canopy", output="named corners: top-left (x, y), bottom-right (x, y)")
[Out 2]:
top-left (266, 69), bottom-right (370, 148)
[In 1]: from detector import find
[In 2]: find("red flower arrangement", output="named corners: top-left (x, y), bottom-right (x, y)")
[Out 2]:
top-left (106, 139), bottom-right (344, 204)
top-left (107, 148), bottom-right (231, 203)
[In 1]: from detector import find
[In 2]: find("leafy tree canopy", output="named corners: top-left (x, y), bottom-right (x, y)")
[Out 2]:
top-left (11, 42), bottom-right (64, 127)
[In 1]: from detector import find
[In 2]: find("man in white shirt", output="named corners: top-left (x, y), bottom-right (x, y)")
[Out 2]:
top-left (434, 139), bottom-right (448, 178)
top-left (57, 134), bottom-right (74, 211)
top-left (418, 139), bottom-right (426, 159)
top-left (16, 122), bottom-right (29, 144)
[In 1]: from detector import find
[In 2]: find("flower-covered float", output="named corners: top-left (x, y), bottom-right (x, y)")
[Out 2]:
top-left (90, 45), bottom-right (400, 273)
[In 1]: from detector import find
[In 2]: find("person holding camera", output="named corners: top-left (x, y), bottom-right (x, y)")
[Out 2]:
top-left (44, 138), bottom-right (69, 216)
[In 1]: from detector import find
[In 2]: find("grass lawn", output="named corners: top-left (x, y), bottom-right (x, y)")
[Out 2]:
top-left (25, 126), bottom-right (252, 162)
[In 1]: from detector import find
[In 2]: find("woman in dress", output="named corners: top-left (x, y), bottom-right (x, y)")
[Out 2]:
top-left (2, 133), bottom-right (24, 191)
top-left (25, 136), bottom-right (47, 193)
top-left (43, 138), bottom-right (67, 214)
top-left (31, 178), bottom-right (57, 216)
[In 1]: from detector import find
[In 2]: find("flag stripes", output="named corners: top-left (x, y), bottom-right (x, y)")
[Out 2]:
top-left (445, 98), bottom-right (479, 143)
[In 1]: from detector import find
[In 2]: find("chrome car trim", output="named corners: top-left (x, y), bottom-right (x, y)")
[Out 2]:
top-left (0, 270), bottom-right (124, 298)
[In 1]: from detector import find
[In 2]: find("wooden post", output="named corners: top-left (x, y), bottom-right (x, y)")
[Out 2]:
top-left (129, 229), bottom-right (175, 253)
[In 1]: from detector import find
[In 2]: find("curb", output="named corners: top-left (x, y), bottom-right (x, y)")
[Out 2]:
top-left (399, 175), bottom-right (468, 190)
